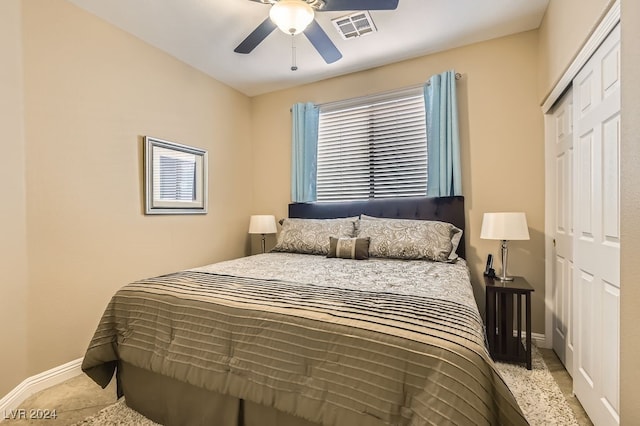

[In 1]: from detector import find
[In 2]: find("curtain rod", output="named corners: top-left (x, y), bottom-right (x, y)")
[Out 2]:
top-left (291, 72), bottom-right (464, 111)
top-left (320, 72), bottom-right (463, 110)
top-left (425, 72), bottom-right (463, 86)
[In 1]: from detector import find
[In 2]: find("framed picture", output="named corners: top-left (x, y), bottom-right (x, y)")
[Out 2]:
top-left (144, 136), bottom-right (208, 215)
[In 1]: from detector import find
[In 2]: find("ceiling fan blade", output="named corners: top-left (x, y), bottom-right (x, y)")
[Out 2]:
top-left (303, 20), bottom-right (342, 64)
top-left (321, 0), bottom-right (399, 11)
top-left (234, 18), bottom-right (277, 54)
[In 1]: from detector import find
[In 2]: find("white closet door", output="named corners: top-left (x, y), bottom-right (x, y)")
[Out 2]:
top-left (573, 23), bottom-right (620, 426)
top-left (550, 87), bottom-right (574, 376)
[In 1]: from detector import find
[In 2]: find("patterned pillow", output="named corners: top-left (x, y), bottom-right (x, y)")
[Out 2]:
top-left (327, 237), bottom-right (370, 260)
top-left (357, 216), bottom-right (462, 262)
top-left (273, 218), bottom-right (357, 255)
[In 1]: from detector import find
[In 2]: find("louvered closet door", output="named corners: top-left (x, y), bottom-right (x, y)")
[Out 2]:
top-left (572, 23), bottom-right (620, 426)
top-left (550, 87), bottom-right (574, 376)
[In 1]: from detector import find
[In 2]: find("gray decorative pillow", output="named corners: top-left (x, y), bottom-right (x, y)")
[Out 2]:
top-left (273, 218), bottom-right (357, 255)
top-left (327, 237), bottom-right (370, 260)
top-left (357, 216), bottom-right (462, 262)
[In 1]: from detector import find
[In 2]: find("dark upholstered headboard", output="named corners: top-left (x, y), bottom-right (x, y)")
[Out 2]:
top-left (288, 196), bottom-right (465, 258)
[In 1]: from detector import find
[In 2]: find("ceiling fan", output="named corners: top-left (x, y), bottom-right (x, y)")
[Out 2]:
top-left (234, 0), bottom-right (399, 65)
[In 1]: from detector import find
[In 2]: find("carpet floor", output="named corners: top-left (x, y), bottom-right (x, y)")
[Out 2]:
top-left (3, 347), bottom-right (592, 425)
top-left (495, 346), bottom-right (583, 425)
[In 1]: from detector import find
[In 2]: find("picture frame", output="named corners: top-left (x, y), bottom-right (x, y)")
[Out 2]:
top-left (144, 136), bottom-right (208, 215)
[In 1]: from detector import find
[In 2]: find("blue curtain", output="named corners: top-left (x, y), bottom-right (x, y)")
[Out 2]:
top-left (291, 102), bottom-right (319, 202)
top-left (424, 70), bottom-right (462, 196)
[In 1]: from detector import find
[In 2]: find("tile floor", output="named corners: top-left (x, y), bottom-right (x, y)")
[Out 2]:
top-left (2, 350), bottom-right (593, 425)
top-left (537, 348), bottom-right (593, 425)
top-left (1, 375), bottom-right (115, 425)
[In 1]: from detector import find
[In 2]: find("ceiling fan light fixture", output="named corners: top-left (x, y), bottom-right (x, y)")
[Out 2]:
top-left (269, 0), bottom-right (315, 35)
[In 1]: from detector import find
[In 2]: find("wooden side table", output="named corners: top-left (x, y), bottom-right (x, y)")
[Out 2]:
top-left (484, 276), bottom-right (534, 370)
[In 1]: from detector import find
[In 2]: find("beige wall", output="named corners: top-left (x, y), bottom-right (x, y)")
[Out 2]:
top-left (0, 0), bottom-right (29, 396)
top-left (251, 31), bottom-right (546, 333)
top-left (620, 0), bottom-right (640, 422)
top-left (17, 0), bottom-right (253, 376)
top-left (537, 0), bottom-right (614, 101)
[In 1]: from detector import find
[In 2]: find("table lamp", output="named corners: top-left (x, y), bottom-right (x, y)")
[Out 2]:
top-left (249, 215), bottom-right (277, 253)
top-left (480, 212), bottom-right (530, 281)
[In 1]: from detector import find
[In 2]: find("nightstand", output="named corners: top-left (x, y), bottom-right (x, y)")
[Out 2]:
top-left (484, 276), bottom-right (534, 370)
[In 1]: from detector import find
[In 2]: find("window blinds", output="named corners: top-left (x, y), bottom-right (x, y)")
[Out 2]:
top-left (316, 88), bottom-right (427, 201)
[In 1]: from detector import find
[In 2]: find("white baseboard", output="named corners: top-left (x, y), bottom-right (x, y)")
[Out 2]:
top-left (0, 358), bottom-right (83, 421)
top-left (532, 332), bottom-right (548, 349)
top-left (502, 331), bottom-right (548, 349)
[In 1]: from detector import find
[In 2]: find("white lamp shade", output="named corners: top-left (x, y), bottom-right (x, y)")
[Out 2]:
top-left (269, 0), bottom-right (314, 35)
top-left (480, 212), bottom-right (530, 241)
top-left (249, 215), bottom-right (277, 234)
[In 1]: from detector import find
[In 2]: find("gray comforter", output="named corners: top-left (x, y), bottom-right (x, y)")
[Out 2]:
top-left (82, 253), bottom-right (527, 425)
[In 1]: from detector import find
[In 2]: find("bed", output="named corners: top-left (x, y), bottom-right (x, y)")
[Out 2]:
top-left (81, 196), bottom-right (527, 426)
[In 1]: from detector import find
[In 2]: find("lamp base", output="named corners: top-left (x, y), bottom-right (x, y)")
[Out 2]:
top-left (498, 240), bottom-right (514, 282)
top-left (497, 275), bottom-right (515, 282)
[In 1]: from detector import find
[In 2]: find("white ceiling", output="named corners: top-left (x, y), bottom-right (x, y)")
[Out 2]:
top-left (66, 0), bottom-right (549, 96)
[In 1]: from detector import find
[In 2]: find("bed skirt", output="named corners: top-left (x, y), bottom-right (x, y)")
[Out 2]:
top-left (118, 362), bottom-right (321, 426)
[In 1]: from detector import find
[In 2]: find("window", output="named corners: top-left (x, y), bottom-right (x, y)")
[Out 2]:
top-left (316, 87), bottom-right (427, 201)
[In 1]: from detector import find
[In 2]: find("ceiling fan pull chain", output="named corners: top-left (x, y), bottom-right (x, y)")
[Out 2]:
top-left (291, 35), bottom-right (298, 71)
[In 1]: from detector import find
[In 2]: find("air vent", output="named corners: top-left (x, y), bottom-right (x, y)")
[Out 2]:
top-left (331, 11), bottom-right (377, 40)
